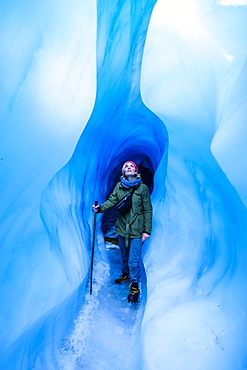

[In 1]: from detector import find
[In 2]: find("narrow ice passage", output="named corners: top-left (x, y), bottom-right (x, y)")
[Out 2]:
top-left (54, 2), bottom-right (168, 366)
top-left (41, 0), bottom-right (167, 367)
top-left (1, 0), bottom-right (247, 369)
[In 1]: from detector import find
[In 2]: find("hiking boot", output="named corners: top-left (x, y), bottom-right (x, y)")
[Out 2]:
top-left (114, 273), bottom-right (129, 284)
top-left (128, 282), bottom-right (140, 303)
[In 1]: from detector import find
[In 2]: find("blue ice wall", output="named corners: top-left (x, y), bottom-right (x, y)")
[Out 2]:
top-left (0, 0), bottom-right (97, 367)
top-left (140, 1), bottom-right (247, 368)
top-left (0, 0), bottom-right (167, 368)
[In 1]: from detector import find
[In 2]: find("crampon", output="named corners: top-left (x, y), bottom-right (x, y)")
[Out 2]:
top-left (114, 273), bottom-right (129, 284)
top-left (127, 282), bottom-right (140, 303)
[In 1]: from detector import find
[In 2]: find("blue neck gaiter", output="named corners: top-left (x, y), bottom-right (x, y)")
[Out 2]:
top-left (120, 176), bottom-right (141, 188)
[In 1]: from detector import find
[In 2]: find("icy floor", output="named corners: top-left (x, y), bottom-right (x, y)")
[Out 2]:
top-left (59, 243), bottom-right (145, 370)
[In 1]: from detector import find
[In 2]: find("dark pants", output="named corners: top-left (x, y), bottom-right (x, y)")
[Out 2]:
top-left (118, 235), bottom-right (142, 283)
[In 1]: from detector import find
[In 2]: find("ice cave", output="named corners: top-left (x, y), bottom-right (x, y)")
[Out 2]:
top-left (0, 0), bottom-right (247, 369)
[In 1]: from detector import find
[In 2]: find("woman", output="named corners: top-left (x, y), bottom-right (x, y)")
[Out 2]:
top-left (92, 161), bottom-right (152, 302)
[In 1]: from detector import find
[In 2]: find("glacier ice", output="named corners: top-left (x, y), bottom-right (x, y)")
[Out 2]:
top-left (0, 0), bottom-right (247, 369)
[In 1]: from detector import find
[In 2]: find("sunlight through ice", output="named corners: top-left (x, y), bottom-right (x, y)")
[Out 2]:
top-left (219, 0), bottom-right (247, 5)
top-left (152, 0), bottom-right (207, 37)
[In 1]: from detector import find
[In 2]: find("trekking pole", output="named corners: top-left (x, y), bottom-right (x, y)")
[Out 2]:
top-left (90, 201), bottom-right (98, 295)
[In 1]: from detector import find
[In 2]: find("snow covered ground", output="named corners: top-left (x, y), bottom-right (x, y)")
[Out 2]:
top-left (59, 242), bottom-right (145, 370)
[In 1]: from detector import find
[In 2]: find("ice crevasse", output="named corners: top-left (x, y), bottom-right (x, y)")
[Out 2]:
top-left (0, 0), bottom-right (247, 369)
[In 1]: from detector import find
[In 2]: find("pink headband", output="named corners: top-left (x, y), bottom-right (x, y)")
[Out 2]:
top-left (123, 161), bottom-right (138, 173)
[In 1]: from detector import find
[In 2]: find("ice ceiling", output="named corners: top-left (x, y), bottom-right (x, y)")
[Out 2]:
top-left (0, 0), bottom-right (247, 369)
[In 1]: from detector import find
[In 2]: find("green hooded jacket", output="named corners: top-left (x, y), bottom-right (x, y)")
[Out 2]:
top-left (99, 182), bottom-right (152, 240)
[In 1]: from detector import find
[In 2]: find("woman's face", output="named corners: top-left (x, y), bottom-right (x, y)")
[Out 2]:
top-left (124, 162), bottom-right (136, 177)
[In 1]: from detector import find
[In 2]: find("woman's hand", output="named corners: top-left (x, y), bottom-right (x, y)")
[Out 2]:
top-left (92, 205), bottom-right (100, 213)
top-left (142, 232), bottom-right (150, 242)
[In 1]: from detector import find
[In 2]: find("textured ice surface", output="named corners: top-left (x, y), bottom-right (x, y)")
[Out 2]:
top-left (59, 243), bottom-right (145, 370)
top-left (0, 0), bottom-right (247, 369)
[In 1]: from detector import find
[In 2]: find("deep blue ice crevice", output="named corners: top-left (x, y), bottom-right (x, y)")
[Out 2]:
top-left (41, 0), bottom-right (168, 281)
top-left (36, 0), bottom-right (168, 367)
top-left (3, 0), bottom-right (247, 368)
